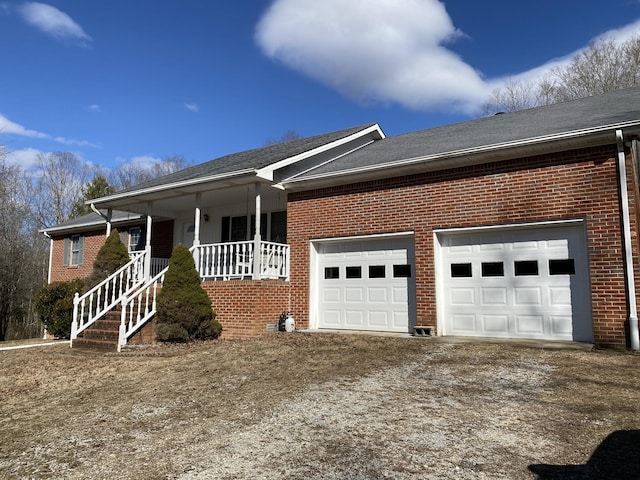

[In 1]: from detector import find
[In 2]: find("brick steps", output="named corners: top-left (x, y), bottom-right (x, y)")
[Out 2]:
top-left (72, 311), bottom-right (121, 353)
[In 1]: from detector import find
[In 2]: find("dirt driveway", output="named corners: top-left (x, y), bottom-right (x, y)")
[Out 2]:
top-left (1, 333), bottom-right (639, 479)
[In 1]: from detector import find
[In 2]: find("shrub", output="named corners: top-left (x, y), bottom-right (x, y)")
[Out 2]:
top-left (155, 244), bottom-right (221, 343)
top-left (85, 229), bottom-right (131, 291)
top-left (34, 279), bottom-right (84, 339)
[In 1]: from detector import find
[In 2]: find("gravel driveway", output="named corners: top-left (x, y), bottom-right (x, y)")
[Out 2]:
top-left (1, 334), bottom-right (639, 480)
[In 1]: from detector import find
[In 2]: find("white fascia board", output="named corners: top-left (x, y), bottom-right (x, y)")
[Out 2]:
top-left (40, 214), bottom-right (146, 235)
top-left (255, 124), bottom-right (385, 181)
top-left (89, 169), bottom-right (256, 206)
top-left (282, 121), bottom-right (640, 188)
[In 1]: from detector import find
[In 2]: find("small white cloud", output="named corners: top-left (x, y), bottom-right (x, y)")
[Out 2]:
top-left (17, 2), bottom-right (91, 45)
top-left (5, 147), bottom-right (43, 169)
top-left (0, 113), bottom-right (49, 139)
top-left (131, 155), bottom-right (162, 169)
top-left (184, 103), bottom-right (199, 113)
top-left (53, 136), bottom-right (100, 148)
top-left (85, 104), bottom-right (101, 113)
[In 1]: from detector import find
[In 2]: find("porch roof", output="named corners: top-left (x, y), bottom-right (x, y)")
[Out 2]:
top-left (89, 123), bottom-right (383, 212)
top-left (41, 210), bottom-right (146, 236)
top-left (282, 87), bottom-right (640, 190)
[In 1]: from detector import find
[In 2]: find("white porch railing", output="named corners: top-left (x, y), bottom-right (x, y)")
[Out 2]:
top-left (71, 251), bottom-right (147, 343)
top-left (193, 241), bottom-right (290, 280)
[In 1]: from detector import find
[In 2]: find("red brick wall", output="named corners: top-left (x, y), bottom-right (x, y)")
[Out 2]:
top-left (288, 145), bottom-right (634, 347)
top-left (49, 229), bottom-right (106, 283)
top-left (202, 280), bottom-right (291, 339)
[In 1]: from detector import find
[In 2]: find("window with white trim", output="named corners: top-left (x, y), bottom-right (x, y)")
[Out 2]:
top-left (63, 235), bottom-right (84, 266)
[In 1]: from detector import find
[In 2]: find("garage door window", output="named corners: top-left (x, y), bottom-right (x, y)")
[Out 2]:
top-left (393, 264), bottom-right (411, 278)
top-left (515, 260), bottom-right (539, 276)
top-left (324, 267), bottom-right (339, 279)
top-left (481, 262), bottom-right (504, 277)
top-left (451, 263), bottom-right (472, 278)
top-left (369, 265), bottom-right (386, 278)
top-left (549, 259), bottom-right (575, 275)
top-left (346, 266), bottom-right (362, 279)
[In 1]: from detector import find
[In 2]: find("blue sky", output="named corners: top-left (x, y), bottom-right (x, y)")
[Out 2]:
top-left (2, 0), bottom-right (640, 172)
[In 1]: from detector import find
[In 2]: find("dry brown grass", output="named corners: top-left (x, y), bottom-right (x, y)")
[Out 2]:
top-left (1, 333), bottom-right (639, 479)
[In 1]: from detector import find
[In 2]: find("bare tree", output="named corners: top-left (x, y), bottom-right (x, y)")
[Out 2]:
top-left (0, 155), bottom-right (47, 340)
top-left (264, 130), bottom-right (302, 146)
top-left (483, 36), bottom-right (640, 114)
top-left (109, 155), bottom-right (192, 191)
top-left (32, 151), bottom-right (91, 228)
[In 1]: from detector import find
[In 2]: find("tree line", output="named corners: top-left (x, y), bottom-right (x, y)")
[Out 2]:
top-left (0, 150), bottom-right (189, 340)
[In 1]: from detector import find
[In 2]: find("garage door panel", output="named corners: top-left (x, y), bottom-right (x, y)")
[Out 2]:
top-left (549, 287), bottom-right (571, 306)
top-left (481, 288), bottom-right (507, 305)
top-left (514, 287), bottom-right (542, 306)
top-left (322, 310), bottom-right (341, 327)
top-left (345, 310), bottom-right (365, 327)
top-left (482, 314), bottom-right (509, 333)
top-left (369, 311), bottom-right (390, 327)
top-left (368, 287), bottom-right (388, 303)
top-left (440, 224), bottom-right (593, 342)
top-left (345, 288), bottom-right (363, 303)
top-left (515, 315), bottom-right (545, 334)
top-left (322, 287), bottom-right (341, 303)
top-left (452, 314), bottom-right (476, 332)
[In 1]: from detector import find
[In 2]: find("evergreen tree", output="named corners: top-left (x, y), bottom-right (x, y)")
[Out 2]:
top-left (155, 244), bottom-right (221, 342)
top-left (85, 229), bottom-right (130, 290)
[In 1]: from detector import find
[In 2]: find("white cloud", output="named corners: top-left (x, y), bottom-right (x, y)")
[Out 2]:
top-left (0, 113), bottom-right (49, 139)
top-left (17, 2), bottom-right (91, 45)
top-left (0, 113), bottom-right (99, 148)
top-left (256, 0), bottom-right (489, 114)
top-left (130, 155), bottom-right (162, 169)
top-left (256, 0), bottom-right (640, 114)
top-left (5, 147), bottom-right (43, 169)
top-left (85, 104), bottom-right (101, 113)
top-left (184, 103), bottom-right (199, 113)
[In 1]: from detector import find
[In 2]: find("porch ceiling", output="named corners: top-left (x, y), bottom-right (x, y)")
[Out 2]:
top-left (94, 178), bottom-right (282, 216)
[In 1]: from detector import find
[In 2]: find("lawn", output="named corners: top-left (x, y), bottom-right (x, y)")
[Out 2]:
top-left (1, 333), bottom-right (639, 479)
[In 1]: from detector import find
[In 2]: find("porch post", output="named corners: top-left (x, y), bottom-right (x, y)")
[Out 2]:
top-left (145, 202), bottom-right (153, 280)
top-left (252, 182), bottom-right (262, 280)
top-left (193, 192), bottom-right (202, 275)
top-left (105, 208), bottom-right (112, 237)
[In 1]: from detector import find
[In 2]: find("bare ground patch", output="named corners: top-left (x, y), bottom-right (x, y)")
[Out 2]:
top-left (1, 333), bottom-right (639, 479)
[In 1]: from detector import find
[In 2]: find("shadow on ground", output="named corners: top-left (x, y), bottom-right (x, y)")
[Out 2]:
top-left (529, 430), bottom-right (640, 480)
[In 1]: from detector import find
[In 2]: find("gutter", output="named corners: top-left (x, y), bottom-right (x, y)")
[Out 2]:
top-left (616, 129), bottom-right (640, 351)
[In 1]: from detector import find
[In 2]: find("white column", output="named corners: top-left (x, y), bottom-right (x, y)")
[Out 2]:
top-left (194, 192), bottom-right (202, 247)
top-left (145, 202), bottom-right (153, 280)
top-left (252, 182), bottom-right (262, 280)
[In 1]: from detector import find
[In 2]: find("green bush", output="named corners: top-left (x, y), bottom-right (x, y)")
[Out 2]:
top-left (34, 279), bottom-right (85, 339)
top-left (85, 229), bottom-right (131, 291)
top-left (155, 244), bottom-right (221, 343)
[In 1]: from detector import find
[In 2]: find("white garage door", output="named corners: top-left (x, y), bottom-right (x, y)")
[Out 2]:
top-left (438, 224), bottom-right (592, 342)
top-left (316, 237), bottom-right (415, 332)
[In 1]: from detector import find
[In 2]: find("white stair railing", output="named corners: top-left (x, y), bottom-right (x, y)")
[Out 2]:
top-left (118, 268), bottom-right (166, 352)
top-left (71, 251), bottom-right (147, 342)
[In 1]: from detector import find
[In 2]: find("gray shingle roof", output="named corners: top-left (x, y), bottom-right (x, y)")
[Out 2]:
top-left (112, 123), bottom-right (377, 196)
top-left (41, 210), bottom-right (145, 235)
top-left (289, 87), bottom-right (640, 180)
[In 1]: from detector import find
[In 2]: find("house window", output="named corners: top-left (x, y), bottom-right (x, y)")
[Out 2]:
top-left (63, 235), bottom-right (84, 266)
top-left (221, 211), bottom-right (287, 243)
top-left (451, 263), bottom-right (472, 278)
top-left (128, 227), bottom-right (142, 251)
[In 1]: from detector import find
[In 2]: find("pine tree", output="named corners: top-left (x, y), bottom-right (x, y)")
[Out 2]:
top-left (155, 244), bottom-right (221, 342)
top-left (85, 229), bottom-right (130, 290)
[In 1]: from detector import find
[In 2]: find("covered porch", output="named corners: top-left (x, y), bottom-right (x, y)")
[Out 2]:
top-left (97, 176), bottom-right (290, 282)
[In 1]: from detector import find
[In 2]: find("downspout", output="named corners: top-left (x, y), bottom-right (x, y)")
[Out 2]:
top-left (616, 129), bottom-right (639, 350)
top-left (90, 203), bottom-right (112, 237)
top-left (43, 231), bottom-right (53, 340)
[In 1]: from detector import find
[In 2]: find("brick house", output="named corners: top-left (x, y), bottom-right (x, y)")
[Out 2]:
top-left (43, 87), bottom-right (640, 350)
